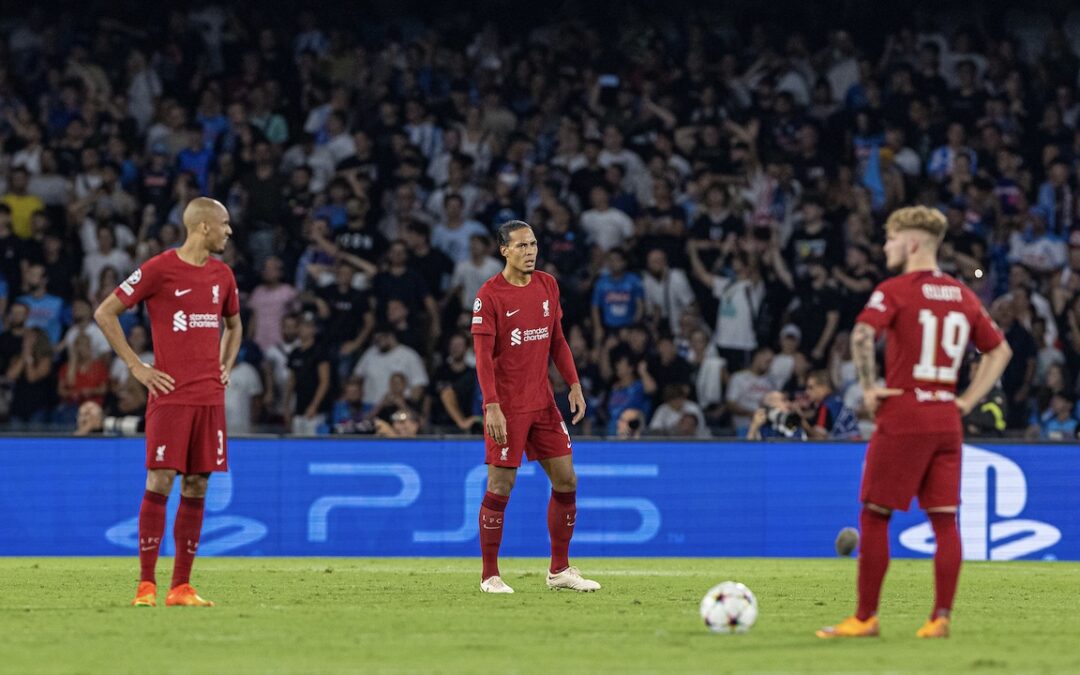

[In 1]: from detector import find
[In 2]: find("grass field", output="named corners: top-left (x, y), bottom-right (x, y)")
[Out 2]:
top-left (3, 557), bottom-right (1077, 674)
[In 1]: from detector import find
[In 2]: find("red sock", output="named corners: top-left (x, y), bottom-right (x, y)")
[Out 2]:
top-left (479, 491), bottom-right (509, 580)
top-left (138, 490), bottom-right (168, 583)
top-left (548, 490), bottom-right (576, 574)
top-left (929, 511), bottom-right (962, 618)
top-left (171, 496), bottom-right (206, 589)
top-left (856, 507), bottom-right (891, 621)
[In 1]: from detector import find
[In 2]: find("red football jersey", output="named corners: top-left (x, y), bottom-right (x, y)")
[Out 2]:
top-left (855, 269), bottom-right (1004, 433)
top-left (471, 270), bottom-right (563, 413)
top-left (114, 249), bottom-right (240, 409)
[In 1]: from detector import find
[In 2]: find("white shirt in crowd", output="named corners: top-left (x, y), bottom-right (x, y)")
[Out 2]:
top-left (83, 249), bottom-right (135, 297)
top-left (352, 343), bottom-right (430, 406)
top-left (225, 362), bottom-right (264, 435)
top-left (726, 369), bottom-right (773, 431)
top-left (581, 207), bottom-right (634, 252)
top-left (643, 268), bottom-right (695, 335)
top-left (649, 399), bottom-right (710, 438)
top-left (63, 323), bottom-right (112, 359)
top-left (452, 256), bottom-right (503, 309)
top-left (711, 277), bottom-right (764, 351)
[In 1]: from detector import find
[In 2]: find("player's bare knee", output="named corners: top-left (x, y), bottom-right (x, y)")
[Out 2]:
top-left (551, 471), bottom-right (577, 493)
top-left (180, 474), bottom-right (209, 498)
top-left (926, 506), bottom-right (957, 514)
top-left (486, 467), bottom-right (516, 496)
top-left (145, 469), bottom-right (176, 495)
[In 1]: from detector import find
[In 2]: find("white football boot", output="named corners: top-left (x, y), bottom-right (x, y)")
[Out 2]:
top-left (480, 576), bottom-right (515, 593)
top-left (546, 566), bottom-right (601, 592)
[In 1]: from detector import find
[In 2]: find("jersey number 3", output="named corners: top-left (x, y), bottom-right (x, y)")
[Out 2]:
top-left (914, 310), bottom-right (970, 383)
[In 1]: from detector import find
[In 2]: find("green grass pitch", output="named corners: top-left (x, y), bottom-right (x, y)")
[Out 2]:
top-left (3, 557), bottom-right (1077, 673)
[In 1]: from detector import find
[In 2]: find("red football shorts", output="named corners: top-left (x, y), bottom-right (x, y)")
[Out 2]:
top-left (145, 404), bottom-right (228, 474)
top-left (859, 428), bottom-right (962, 511)
top-left (485, 404), bottom-right (573, 468)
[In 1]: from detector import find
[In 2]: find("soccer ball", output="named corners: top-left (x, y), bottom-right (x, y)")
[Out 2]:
top-left (699, 581), bottom-right (758, 634)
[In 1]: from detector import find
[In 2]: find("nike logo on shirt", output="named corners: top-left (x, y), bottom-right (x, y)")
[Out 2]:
top-left (175, 289), bottom-right (192, 296)
top-left (216, 458), bottom-right (226, 465)
top-left (505, 309), bottom-right (520, 317)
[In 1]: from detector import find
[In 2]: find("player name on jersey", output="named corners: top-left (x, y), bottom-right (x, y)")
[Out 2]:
top-left (921, 284), bottom-right (963, 302)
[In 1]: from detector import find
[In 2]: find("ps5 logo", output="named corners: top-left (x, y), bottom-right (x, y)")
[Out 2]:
top-left (899, 446), bottom-right (1061, 560)
top-left (306, 462), bottom-right (661, 546)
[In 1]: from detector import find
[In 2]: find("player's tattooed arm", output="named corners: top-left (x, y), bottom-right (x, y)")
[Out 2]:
top-left (851, 322), bottom-right (877, 389)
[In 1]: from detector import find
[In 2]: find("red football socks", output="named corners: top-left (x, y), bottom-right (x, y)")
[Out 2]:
top-left (929, 511), bottom-right (962, 618)
top-left (548, 490), bottom-right (576, 573)
top-left (479, 491), bottom-right (509, 580)
top-left (171, 496), bottom-right (206, 589)
top-left (138, 490), bottom-right (168, 583)
top-left (856, 507), bottom-right (891, 621)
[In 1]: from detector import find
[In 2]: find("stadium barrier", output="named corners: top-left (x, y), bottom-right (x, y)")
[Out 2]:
top-left (0, 438), bottom-right (1073, 560)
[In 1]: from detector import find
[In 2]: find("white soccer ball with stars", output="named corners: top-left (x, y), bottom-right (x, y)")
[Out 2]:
top-left (699, 581), bottom-right (758, 634)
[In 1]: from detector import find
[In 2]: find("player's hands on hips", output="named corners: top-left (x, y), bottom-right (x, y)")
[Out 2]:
top-left (568, 383), bottom-right (587, 424)
top-left (955, 397), bottom-right (974, 416)
top-left (485, 403), bottom-right (507, 445)
top-left (862, 386), bottom-right (903, 416)
top-left (220, 363), bottom-right (230, 386)
top-left (131, 361), bottom-right (175, 397)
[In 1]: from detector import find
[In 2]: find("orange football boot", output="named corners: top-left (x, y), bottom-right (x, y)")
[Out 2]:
top-left (165, 583), bottom-right (215, 607)
top-left (131, 581), bottom-right (157, 607)
top-left (816, 615), bottom-right (881, 639)
top-left (916, 616), bottom-right (950, 638)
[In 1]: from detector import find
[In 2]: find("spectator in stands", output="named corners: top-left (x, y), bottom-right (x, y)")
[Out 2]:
top-left (1027, 391), bottom-right (1079, 441)
top-left (225, 358), bottom-right (264, 435)
top-left (450, 234), bottom-right (502, 314)
top-left (16, 264), bottom-right (66, 346)
top-left (1, 167), bottom-right (44, 238)
top-left (747, 390), bottom-right (808, 440)
top-left (83, 226), bottom-right (134, 298)
top-left (330, 376), bottom-right (374, 434)
top-left (581, 184), bottom-right (634, 253)
top-left (7, 327), bottom-right (56, 424)
top-left (727, 347), bottom-right (774, 436)
top-left (374, 408), bottom-right (421, 438)
top-left (615, 407), bottom-right (646, 440)
top-left (431, 332), bottom-right (481, 433)
top-left (285, 313), bottom-right (333, 435)
top-left (372, 241), bottom-right (440, 347)
top-left (56, 334), bottom-right (109, 424)
top-left (591, 248), bottom-right (644, 344)
top-left (649, 383), bottom-right (708, 438)
top-left (642, 248), bottom-right (695, 335)
top-left (963, 355), bottom-right (1008, 437)
top-left (687, 242), bottom-right (763, 371)
top-left (432, 194), bottom-right (486, 265)
top-left (993, 296), bottom-right (1038, 429)
top-left (605, 353), bottom-right (656, 436)
top-left (249, 256), bottom-right (299, 352)
top-left (352, 324), bottom-right (428, 411)
top-left (803, 369), bottom-right (860, 440)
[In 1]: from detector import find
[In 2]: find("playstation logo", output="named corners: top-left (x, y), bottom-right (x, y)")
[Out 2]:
top-left (900, 446), bottom-right (1061, 560)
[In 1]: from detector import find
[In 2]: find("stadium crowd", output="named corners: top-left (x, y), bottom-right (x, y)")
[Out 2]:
top-left (1, 5), bottom-right (1080, 439)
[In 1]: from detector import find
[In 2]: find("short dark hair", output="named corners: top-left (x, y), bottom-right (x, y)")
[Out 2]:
top-left (496, 220), bottom-right (532, 247)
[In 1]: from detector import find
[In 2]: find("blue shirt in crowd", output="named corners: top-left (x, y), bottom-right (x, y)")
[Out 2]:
top-left (592, 272), bottom-right (644, 329)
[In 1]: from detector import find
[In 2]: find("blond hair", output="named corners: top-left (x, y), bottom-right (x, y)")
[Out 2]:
top-left (885, 206), bottom-right (947, 242)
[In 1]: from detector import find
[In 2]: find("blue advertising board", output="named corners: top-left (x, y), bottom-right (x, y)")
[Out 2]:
top-left (0, 438), bottom-right (1073, 560)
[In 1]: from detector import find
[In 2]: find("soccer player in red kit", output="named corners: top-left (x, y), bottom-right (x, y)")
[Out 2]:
top-left (818, 206), bottom-right (1012, 639)
top-left (470, 220), bottom-right (600, 593)
top-left (95, 197), bottom-right (242, 607)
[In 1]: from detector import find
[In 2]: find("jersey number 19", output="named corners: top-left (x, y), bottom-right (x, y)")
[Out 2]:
top-left (914, 310), bottom-right (970, 384)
